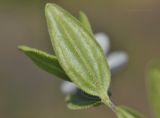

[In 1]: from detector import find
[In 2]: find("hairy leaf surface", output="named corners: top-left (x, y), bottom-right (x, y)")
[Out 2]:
top-left (45, 3), bottom-right (111, 99)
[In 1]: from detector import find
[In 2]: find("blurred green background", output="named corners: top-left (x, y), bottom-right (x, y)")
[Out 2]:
top-left (0, 0), bottom-right (160, 118)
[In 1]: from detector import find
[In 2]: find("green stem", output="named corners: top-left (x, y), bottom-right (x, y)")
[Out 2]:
top-left (101, 95), bottom-right (117, 113)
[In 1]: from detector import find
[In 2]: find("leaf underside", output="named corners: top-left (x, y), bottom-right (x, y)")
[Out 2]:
top-left (45, 3), bottom-right (111, 98)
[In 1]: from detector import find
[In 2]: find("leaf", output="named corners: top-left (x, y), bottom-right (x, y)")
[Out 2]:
top-left (66, 90), bottom-right (101, 110)
top-left (45, 3), bottom-right (111, 100)
top-left (66, 87), bottom-right (112, 110)
top-left (116, 106), bottom-right (144, 118)
top-left (79, 11), bottom-right (92, 34)
top-left (148, 62), bottom-right (160, 118)
top-left (18, 45), bottom-right (71, 81)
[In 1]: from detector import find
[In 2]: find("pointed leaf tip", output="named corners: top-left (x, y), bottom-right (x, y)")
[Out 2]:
top-left (79, 11), bottom-right (92, 33)
top-left (18, 45), bottom-right (71, 81)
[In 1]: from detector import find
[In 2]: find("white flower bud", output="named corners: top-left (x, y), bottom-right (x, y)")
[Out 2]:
top-left (95, 33), bottom-right (110, 54)
top-left (60, 81), bottom-right (77, 95)
top-left (108, 51), bottom-right (128, 73)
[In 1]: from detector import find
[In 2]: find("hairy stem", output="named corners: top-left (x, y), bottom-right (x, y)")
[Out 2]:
top-left (101, 95), bottom-right (117, 113)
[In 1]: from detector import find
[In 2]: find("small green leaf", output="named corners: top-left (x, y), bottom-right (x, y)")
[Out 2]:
top-left (116, 106), bottom-right (144, 118)
top-left (18, 45), bottom-right (70, 81)
top-left (79, 11), bottom-right (92, 33)
top-left (66, 90), bottom-right (101, 110)
top-left (148, 62), bottom-right (160, 118)
top-left (45, 3), bottom-right (111, 100)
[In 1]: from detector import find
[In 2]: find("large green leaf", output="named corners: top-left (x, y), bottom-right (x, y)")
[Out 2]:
top-left (116, 106), bottom-right (144, 118)
top-left (45, 3), bottom-right (111, 101)
top-left (66, 90), bottom-right (101, 110)
top-left (18, 45), bottom-right (70, 81)
top-left (148, 62), bottom-right (160, 118)
top-left (79, 11), bottom-right (92, 34)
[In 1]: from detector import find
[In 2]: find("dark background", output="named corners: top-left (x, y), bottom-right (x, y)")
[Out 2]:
top-left (0, 0), bottom-right (160, 118)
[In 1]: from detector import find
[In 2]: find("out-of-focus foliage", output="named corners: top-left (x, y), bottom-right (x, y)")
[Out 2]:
top-left (116, 106), bottom-right (144, 118)
top-left (148, 62), bottom-right (160, 118)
